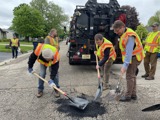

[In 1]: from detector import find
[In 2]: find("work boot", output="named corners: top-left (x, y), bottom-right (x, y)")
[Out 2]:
top-left (145, 76), bottom-right (154, 80)
top-left (36, 91), bottom-right (43, 98)
top-left (141, 74), bottom-right (149, 78)
top-left (131, 95), bottom-right (137, 100)
top-left (103, 84), bottom-right (110, 91)
top-left (119, 96), bottom-right (131, 102)
top-left (54, 89), bottom-right (60, 98)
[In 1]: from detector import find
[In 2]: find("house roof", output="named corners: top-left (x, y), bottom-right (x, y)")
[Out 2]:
top-left (0, 28), bottom-right (8, 33)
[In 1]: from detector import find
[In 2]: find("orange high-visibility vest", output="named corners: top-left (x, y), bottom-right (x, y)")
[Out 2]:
top-left (46, 36), bottom-right (59, 49)
top-left (11, 38), bottom-right (19, 47)
top-left (96, 37), bottom-right (116, 63)
top-left (144, 31), bottom-right (160, 53)
top-left (34, 43), bottom-right (60, 67)
top-left (119, 28), bottom-right (145, 62)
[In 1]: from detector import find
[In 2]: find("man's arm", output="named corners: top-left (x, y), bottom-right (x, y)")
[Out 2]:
top-left (158, 35), bottom-right (160, 52)
top-left (123, 36), bottom-right (135, 69)
top-left (98, 48), bottom-right (110, 66)
top-left (18, 39), bottom-right (20, 47)
top-left (28, 52), bottom-right (38, 68)
top-left (50, 62), bottom-right (59, 80)
top-left (44, 37), bottom-right (50, 44)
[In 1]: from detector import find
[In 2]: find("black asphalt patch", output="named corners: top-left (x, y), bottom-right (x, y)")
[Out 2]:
top-left (54, 95), bottom-right (107, 118)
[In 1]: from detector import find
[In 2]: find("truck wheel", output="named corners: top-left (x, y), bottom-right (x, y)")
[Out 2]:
top-left (69, 53), bottom-right (74, 65)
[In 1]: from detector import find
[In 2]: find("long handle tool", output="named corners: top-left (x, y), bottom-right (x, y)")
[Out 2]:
top-left (142, 104), bottom-right (160, 112)
top-left (106, 74), bottom-right (124, 101)
top-left (115, 75), bottom-right (123, 94)
top-left (94, 55), bottom-right (103, 101)
top-left (114, 74), bottom-right (124, 101)
top-left (32, 72), bottom-right (89, 110)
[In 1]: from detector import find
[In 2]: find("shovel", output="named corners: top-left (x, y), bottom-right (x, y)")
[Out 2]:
top-left (32, 72), bottom-right (89, 110)
top-left (94, 55), bottom-right (103, 101)
top-left (142, 104), bottom-right (160, 112)
top-left (106, 75), bottom-right (123, 101)
top-left (114, 75), bottom-right (124, 101)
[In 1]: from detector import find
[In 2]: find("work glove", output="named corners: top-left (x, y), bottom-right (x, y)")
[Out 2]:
top-left (28, 68), bottom-right (33, 73)
top-left (48, 79), bottom-right (56, 88)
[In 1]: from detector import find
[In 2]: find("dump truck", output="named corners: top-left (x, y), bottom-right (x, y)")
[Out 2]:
top-left (68, 0), bottom-right (127, 65)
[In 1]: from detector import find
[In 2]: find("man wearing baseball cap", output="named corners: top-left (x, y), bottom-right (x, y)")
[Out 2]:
top-left (28, 43), bottom-right (60, 98)
top-left (142, 22), bottom-right (160, 80)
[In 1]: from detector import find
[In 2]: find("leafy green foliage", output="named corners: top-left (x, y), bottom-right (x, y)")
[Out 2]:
top-left (148, 10), bottom-right (160, 26)
top-left (12, 3), bottom-right (45, 37)
top-left (121, 5), bottom-right (140, 30)
top-left (30, 0), bottom-right (69, 35)
top-left (135, 24), bottom-right (148, 40)
top-left (0, 45), bottom-right (33, 53)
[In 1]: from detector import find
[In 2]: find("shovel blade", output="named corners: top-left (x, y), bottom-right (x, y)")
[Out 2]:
top-left (142, 104), bottom-right (160, 112)
top-left (94, 83), bottom-right (103, 101)
top-left (68, 97), bottom-right (89, 110)
top-left (106, 89), bottom-right (123, 101)
top-left (106, 90), bottom-right (116, 101)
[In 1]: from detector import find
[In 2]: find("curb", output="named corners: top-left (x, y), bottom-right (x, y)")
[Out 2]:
top-left (0, 51), bottom-right (32, 66)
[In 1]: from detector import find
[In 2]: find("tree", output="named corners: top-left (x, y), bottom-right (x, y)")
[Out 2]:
top-left (30, 0), bottom-right (69, 35)
top-left (121, 5), bottom-right (140, 30)
top-left (148, 10), bottom-right (160, 26)
top-left (30, 0), bottom-right (48, 17)
top-left (135, 24), bottom-right (148, 40)
top-left (12, 3), bottom-right (45, 39)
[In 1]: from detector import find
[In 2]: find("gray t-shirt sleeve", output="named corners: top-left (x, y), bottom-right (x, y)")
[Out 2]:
top-left (44, 37), bottom-right (50, 44)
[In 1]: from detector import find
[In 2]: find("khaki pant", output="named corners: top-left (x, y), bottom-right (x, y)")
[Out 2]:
top-left (125, 57), bottom-right (141, 97)
top-left (144, 51), bottom-right (158, 77)
top-left (100, 58), bottom-right (114, 86)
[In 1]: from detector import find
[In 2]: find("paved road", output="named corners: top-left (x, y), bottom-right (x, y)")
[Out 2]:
top-left (0, 52), bottom-right (23, 62)
top-left (0, 43), bottom-right (31, 62)
top-left (0, 41), bottom-right (160, 120)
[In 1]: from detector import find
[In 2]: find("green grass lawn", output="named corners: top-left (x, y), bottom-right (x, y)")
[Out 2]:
top-left (0, 41), bottom-right (33, 45)
top-left (0, 45), bottom-right (33, 53)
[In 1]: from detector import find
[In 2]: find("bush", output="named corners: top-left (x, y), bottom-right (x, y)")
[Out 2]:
top-left (0, 39), bottom-right (10, 42)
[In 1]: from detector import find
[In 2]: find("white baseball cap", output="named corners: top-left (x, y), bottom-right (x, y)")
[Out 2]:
top-left (42, 48), bottom-right (54, 59)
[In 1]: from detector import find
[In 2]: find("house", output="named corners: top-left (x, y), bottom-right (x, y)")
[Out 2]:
top-left (6, 29), bottom-right (14, 39)
top-left (0, 28), bottom-right (8, 39)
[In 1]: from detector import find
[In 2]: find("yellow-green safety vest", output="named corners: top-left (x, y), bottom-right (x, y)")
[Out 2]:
top-left (144, 31), bottom-right (160, 53)
top-left (46, 36), bottom-right (59, 49)
top-left (96, 37), bottom-right (116, 63)
top-left (11, 38), bottom-right (19, 47)
top-left (119, 28), bottom-right (145, 62)
top-left (34, 43), bottom-right (60, 67)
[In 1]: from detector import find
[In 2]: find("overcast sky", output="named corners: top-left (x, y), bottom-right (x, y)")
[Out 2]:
top-left (0, 0), bottom-right (160, 29)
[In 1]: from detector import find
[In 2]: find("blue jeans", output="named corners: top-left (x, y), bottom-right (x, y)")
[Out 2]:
top-left (11, 46), bottom-right (18, 58)
top-left (38, 64), bottom-right (59, 92)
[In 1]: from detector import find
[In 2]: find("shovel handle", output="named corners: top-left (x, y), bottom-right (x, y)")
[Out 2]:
top-left (119, 74), bottom-right (123, 81)
top-left (32, 72), bottom-right (66, 96)
top-left (95, 55), bottom-right (100, 78)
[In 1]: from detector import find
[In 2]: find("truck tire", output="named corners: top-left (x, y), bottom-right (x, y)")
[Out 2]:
top-left (69, 52), bottom-right (74, 65)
